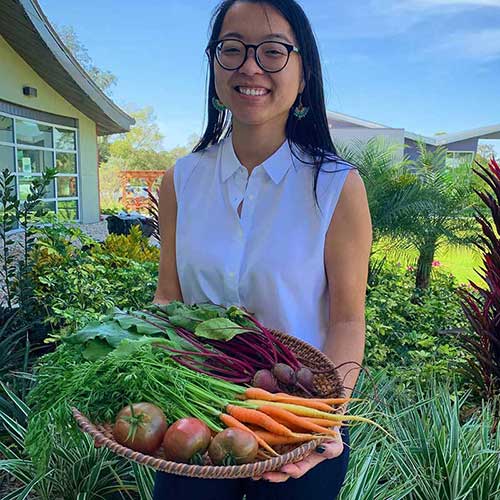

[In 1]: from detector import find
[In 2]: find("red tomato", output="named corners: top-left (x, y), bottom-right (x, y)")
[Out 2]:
top-left (113, 403), bottom-right (167, 454)
top-left (162, 418), bottom-right (212, 464)
top-left (208, 428), bottom-right (258, 465)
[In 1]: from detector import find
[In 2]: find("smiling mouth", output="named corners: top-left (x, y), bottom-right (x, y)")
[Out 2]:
top-left (234, 86), bottom-right (271, 96)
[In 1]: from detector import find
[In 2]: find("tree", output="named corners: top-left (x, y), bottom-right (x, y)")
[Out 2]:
top-left (109, 106), bottom-right (164, 158)
top-left (56, 25), bottom-right (117, 95)
top-left (338, 138), bottom-right (480, 290)
top-left (55, 25), bottom-right (119, 163)
top-left (477, 143), bottom-right (498, 162)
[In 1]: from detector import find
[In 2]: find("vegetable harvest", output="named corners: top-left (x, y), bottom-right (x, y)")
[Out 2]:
top-left (25, 302), bottom-right (386, 471)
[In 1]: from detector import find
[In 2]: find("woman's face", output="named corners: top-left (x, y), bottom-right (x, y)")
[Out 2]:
top-left (214, 2), bottom-right (305, 128)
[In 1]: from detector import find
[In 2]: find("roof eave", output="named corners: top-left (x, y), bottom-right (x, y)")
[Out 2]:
top-left (2, 0), bottom-right (134, 135)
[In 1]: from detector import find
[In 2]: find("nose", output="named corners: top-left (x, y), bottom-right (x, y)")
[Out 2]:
top-left (238, 47), bottom-right (264, 75)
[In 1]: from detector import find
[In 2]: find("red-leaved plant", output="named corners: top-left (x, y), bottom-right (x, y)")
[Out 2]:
top-left (146, 188), bottom-right (160, 244)
top-left (456, 157), bottom-right (500, 401)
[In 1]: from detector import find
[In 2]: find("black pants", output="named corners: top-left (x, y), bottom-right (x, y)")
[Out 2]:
top-left (153, 427), bottom-right (350, 500)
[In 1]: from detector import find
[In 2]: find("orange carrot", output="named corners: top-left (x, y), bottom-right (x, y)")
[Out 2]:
top-left (258, 406), bottom-right (340, 438)
top-left (253, 430), bottom-right (321, 446)
top-left (245, 400), bottom-right (393, 438)
top-left (242, 388), bottom-right (354, 407)
top-left (226, 405), bottom-right (293, 437)
top-left (219, 413), bottom-right (279, 456)
top-left (271, 398), bottom-right (334, 413)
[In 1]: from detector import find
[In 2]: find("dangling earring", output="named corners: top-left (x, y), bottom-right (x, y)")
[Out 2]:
top-left (212, 96), bottom-right (227, 111)
top-left (293, 93), bottom-right (309, 120)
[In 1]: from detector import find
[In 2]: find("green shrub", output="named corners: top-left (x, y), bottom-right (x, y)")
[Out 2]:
top-left (30, 223), bottom-right (159, 340)
top-left (364, 260), bottom-right (474, 386)
top-left (339, 373), bottom-right (500, 500)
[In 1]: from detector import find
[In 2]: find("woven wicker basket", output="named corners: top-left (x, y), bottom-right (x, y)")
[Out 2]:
top-left (72, 330), bottom-right (344, 479)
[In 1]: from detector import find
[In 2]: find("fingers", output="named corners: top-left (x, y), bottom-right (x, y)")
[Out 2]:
top-left (279, 440), bottom-right (344, 479)
top-left (254, 440), bottom-right (344, 483)
top-left (261, 471), bottom-right (291, 482)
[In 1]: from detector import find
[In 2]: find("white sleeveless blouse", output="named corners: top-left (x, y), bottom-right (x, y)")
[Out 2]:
top-left (173, 133), bottom-right (354, 349)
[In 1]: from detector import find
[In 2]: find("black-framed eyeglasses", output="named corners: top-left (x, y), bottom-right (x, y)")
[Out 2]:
top-left (206, 39), bottom-right (300, 73)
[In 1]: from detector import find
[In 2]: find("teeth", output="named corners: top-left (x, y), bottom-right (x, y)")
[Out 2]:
top-left (238, 87), bottom-right (268, 96)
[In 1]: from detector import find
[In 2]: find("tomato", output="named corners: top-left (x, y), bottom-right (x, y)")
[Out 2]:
top-left (162, 418), bottom-right (212, 464)
top-left (208, 428), bottom-right (258, 466)
top-left (113, 403), bottom-right (167, 454)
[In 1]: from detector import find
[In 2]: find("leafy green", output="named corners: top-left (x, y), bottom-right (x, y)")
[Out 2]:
top-left (194, 318), bottom-right (246, 341)
top-left (64, 319), bottom-right (144, 348)
top-left (81, 338), bottom-right (114, 361)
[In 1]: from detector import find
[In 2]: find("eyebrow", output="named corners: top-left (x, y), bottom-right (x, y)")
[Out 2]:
top-left (219, 31), bottom-right (293, 44)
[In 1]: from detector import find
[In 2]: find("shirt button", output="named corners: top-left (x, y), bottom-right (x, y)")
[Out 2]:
top-left (248, 194), bottom-right (255, 200)
top-left (228, 272), bottom-right (236, 278)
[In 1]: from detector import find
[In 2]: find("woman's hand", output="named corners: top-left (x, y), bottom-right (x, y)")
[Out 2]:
top-left (254, 437), bottom-right (344, 483)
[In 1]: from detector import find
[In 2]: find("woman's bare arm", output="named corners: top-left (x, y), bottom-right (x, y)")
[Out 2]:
top-left (153, 166), bottom-right (184, 305)
top-left (323, 170), bottom-right (373, 399)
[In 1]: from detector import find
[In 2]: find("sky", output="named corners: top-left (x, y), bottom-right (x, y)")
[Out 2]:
top-left (38, 0), bottom-right (500, 151)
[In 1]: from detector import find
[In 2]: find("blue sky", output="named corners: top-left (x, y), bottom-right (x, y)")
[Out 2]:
top-left (39, 0), bottom-right (500, 151)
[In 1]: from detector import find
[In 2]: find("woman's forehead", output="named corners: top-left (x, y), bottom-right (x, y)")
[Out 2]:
top-left (220, 2), bottom-right (296, 44)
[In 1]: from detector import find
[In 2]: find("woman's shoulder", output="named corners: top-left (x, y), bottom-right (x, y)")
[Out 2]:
top-left (174, 141), bottom-right (221, 170)
top-left (172, 141), bottom-right (222, 197)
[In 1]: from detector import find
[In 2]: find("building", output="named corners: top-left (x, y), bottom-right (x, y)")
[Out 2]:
top-left (328, 111), bottom-right (500, 167)
top-left (0, 0), bottom-right (134, 224)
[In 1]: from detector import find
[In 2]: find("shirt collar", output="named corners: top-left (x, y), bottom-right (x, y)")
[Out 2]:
top-left (220, 133), bottom-right (297, 185)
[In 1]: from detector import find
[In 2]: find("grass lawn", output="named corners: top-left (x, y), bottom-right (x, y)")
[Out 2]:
top-left (373, 238), bottom-right (484, 286)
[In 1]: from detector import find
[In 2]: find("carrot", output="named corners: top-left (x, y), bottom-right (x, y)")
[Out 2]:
top-left (303, 417), bottom-right (343, 427)
top-left (270, 398), bottom-right (334, 413)
top-left (253, 430), bottom-right (322, 446)
top-left (258, 406), bottom-right (340, 438)
top-left (242, 388), bottom-right (355, 407)
top-left (309, 398), bottom-right (356, 405)
top-left (242, 388), bottom-right (278, 401)
top-left (219, 413), bottom-right (279, 456)
top-left (244, 400), bottom-right (392, 437)
top-left (226, 405), bottom-right (293, 437)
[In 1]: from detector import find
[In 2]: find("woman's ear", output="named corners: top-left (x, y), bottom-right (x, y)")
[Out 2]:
top-left (299, 79), bottom-right (306, 94)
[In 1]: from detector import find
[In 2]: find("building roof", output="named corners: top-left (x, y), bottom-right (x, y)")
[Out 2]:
top-left (327, 111), bottom-right (500, 146)
top-left (0, 0), bottom-right (134, 135)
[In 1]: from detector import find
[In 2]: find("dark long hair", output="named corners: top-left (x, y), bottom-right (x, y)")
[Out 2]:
top-left (193, 0), bottom-right (354, 209)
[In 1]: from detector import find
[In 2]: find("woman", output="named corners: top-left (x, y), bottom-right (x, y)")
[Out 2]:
top-left (152, 0), bottom-right (372, 498)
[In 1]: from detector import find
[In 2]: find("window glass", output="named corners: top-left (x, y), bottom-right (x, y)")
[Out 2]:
top-left (16, 119), bottom-right (53, 148)
top-left (17, 149), bottom-right (54, 174)
top-left (57, 176), bottom-right (78, 198)
top-left (54, 128), bottom-right (76, 151)
top-left (18, 175), bottom-right (55, 200)
top-left (0, 116), bottom-right (14, 143)
top-left (0, 145), bottom-right (15, 173)
top-left (56, 152), bottom-right (77, 173)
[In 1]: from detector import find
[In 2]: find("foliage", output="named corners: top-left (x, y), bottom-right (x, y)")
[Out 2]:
top-left (0, 381), bottom-right (149, 500)
top-left (1, 168), bottom-right (56, 314)
top-left (364, 260), bottom-right (474, 387)
top-left (339, 373), bottom-right (500, 499)
top-left (455, 157), bottom-right (500, 401)
top-left (146, 188), bottom-right (160, 244)
top-left (24, 341), bottom-right (243, 470)
top-left (338, 138), bottom-right (480, 290)
top-left (93, 224), bottom-right (160, 263)
top-left (56, 24), bottom-right (117, 96)
top-left (403, 141), bottom-right (479, 289)
top-left (29, 223), bottom-right (159, 339)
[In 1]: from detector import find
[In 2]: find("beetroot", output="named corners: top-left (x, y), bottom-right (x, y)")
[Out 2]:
top-left (252, 369), bottom-right (280, 392)
top-left (295, 367), bottom-right (315, 393)
top-left (272, 363), bottom-right (296, 386)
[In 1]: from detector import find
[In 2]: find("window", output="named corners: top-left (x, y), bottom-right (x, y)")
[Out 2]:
top-left (0, 112), bottom-right (80, 222)
top-left (446, 151), bottom-right (474, 169)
